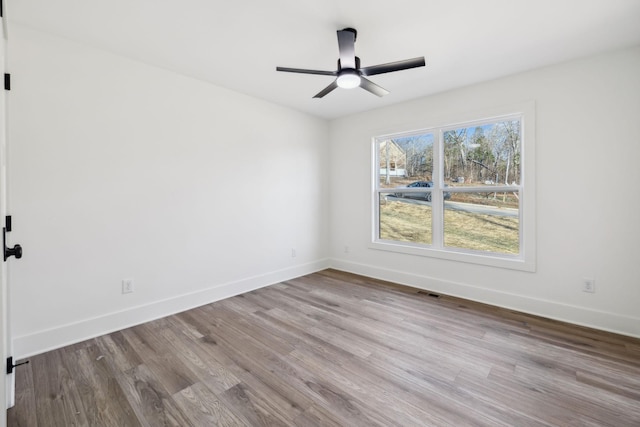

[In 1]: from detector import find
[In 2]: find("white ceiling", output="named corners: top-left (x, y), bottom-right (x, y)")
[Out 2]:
top-left (6, 0), bottom-right (640, 120)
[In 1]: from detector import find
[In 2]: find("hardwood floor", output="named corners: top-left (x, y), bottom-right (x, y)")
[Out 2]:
top-left (7, 269), bottom-right (640, 426)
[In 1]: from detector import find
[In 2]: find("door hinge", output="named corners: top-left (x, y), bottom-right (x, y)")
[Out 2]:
top-left (6, 357), bottom-right (29, 375)
top-left (4, 73), bottom-right (10, 91)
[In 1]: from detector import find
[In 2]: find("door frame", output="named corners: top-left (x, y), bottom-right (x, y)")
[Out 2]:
top-left (1, 0), bottom-right (12, 424)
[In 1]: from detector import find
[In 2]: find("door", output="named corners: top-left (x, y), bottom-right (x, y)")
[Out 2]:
top-left (1, 2), bottom-right (10, 425)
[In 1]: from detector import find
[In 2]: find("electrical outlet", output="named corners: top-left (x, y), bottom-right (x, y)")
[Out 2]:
top-left (291, 248), bottom-right (296, 258)
top-left (344, 245), bottom-right (350, 253)
top-left (582, 278), bottom-right (595, 293)
top-left (122, 278), bottom-right (134, 294)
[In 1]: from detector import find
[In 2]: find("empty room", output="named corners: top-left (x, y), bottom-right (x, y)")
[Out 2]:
top-left (1, 0), bottom-right (639, 425)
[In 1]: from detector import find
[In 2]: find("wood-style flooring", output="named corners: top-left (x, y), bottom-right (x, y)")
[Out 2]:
top-left (7, 269), bottom-right (640, 426)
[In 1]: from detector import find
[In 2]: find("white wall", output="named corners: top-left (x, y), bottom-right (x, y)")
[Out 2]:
top-left (7, 24), bottom-right (640, 358)
top-left (7, 26), bottom-right (330, 357)
top-left (329, 46), bottom-right (640, 338)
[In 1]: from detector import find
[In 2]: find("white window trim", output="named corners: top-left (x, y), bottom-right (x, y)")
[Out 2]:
top-left (370, 102), bottom-right (536, 272)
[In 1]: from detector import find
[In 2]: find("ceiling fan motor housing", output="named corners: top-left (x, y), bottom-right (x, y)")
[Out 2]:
top-left (338, 56), bottom-right (361, 71)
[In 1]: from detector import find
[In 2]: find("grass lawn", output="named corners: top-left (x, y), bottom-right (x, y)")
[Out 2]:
top-left (379, 198), bottom-right (519, 254)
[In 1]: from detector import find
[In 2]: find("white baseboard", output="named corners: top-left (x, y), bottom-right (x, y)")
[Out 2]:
top-left (14, 256), bottom-right (638, 358)
top-left (330, 259), bottom-right (640, 339)
top-left (13, 259), bottom-right (330, 358)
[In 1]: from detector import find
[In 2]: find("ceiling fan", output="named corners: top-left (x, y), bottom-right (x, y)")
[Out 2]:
top-left (276, 28), bottom-right (425, 98)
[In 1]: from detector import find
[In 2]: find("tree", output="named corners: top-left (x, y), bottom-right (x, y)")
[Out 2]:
top-left (394, 134), bottom-right (434, 179)
top-left (443, 128), bottom-right (468, 180)
top-left (467, 126), bottom-right (496, 182)
top-left (489, 120), bottom-right (521, 184)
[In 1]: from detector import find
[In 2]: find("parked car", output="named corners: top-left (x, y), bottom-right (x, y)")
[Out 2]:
top-left (394, 181), bottom-right (451, 201)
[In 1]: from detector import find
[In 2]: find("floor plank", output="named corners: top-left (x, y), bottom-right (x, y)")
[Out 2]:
top-left (7, 269), bottom-right (640, 426)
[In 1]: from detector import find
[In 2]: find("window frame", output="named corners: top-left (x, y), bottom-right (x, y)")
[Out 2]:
top-left (370, 102), bottom-right (536, 272)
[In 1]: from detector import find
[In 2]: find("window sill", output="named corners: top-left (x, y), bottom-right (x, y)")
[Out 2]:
top-left (369, 240), bottom-right (536, 272)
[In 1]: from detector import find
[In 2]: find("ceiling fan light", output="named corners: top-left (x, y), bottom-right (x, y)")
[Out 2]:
top-left (336, 70), bottom-right (361, 89)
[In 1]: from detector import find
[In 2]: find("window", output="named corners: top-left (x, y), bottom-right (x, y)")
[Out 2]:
top-left (372, 104), bottom-right (535, 271)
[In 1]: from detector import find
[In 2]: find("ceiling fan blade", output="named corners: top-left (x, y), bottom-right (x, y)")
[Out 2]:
top-left (359, 77), bottom-right (389, 97)
top-left (360, 57), bottom-right (426, 76)
top-left (276, 66), bottom-right (336, 76)
top-left (337, 29), bottom-right (357, 69)
top-left (313, 80), bottom-right (339, 98)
